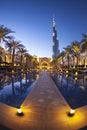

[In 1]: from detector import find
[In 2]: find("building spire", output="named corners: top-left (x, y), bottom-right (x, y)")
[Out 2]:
top-left (53, 16), bottom-right (56, 27)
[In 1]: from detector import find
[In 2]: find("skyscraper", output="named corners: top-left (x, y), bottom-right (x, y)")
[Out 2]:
top-left (52, 17), bottom-right (60, 58)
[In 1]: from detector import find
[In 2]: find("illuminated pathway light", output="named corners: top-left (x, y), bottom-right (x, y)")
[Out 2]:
top-left (17, 107), bottom-right (23, 116)
top-left (68, 109), bottom-right (75, 117)
top-left (75, 72), bottom-right (78, 76)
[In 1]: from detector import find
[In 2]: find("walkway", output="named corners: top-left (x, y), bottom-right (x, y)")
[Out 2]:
top-left (0, 72), bottom-right (87, 130)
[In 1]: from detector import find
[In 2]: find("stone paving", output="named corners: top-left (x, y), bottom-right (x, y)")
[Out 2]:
top-left (0, 72), bottom-right (87, 130)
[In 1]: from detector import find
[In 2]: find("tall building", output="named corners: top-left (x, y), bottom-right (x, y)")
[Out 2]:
top-left (52, 17), bottom-right (60, 58)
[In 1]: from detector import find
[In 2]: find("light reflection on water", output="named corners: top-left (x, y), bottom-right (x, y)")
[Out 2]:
top-left (52, 71), bottom-right (87, 109)
top-left (0, 71), bottom-right (38, 108)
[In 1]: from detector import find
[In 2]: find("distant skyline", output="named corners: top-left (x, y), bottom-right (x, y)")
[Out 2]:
top-left (0, 0), bottom-right (87, 57)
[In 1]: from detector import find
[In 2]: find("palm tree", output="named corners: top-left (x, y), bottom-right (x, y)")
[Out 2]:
top-left (25, 53), bottom-right (30, 68)
top-left (5, 42), bottom-right (12, 60)
top-left (17, 48), bottom-right (27, 67)
top-left (31, 56), bottom-right (38, 69)
top-left (9, 40), bottom-right (24, 66)
top-left (70, 50), bottom-right (76, 68)
top-left (64, 45), bottom-right (71, 69)
top-left (27, 55), bottom-right (34, 69)
top-left (71, 41), bottom-right (81, 67)
top-left (0, 25), bottom-right (14, 46)
top-left (0, 46), bottom-right (4, 63)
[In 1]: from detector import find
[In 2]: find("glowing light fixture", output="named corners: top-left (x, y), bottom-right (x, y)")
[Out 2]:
top-left (66, 74), bottom-right (68, 77)
top-left (17, 107), bottom-right (23, 116)
top-left (75, 77), bottom-right (78, 80)
top-left (68, 109), bottom-right (75, 116)
top-left (66, 70), bottom-right (68, 73)
top-left (21, 69), bottom-right (23, 72)
top-left (12, 70), bottom-right (14, 73)
top-left (75, 72), bottom-right (78, 76)
top-left (23, 74), bottom-right (26, 80)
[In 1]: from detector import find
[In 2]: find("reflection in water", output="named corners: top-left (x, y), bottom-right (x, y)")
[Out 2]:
top-left (11, 74), bottom-right (15, 96)
top-left (0, 70), bottom-right (38, 107)
top-left (52, 71), bottom-right (87, 109)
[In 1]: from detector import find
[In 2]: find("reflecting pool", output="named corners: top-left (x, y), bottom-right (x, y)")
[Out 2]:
top-left (52, 71), bottom-right (87, 108)
top-left (0, 71), bottom-right (38, 107)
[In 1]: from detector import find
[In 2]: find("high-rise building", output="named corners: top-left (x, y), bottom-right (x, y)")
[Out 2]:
top-left (52, 17), bottom-right (60, 58)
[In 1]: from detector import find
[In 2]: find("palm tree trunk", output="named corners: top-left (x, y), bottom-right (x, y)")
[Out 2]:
top-left (10, 50), bottom-right (12, 62)
top-left (5, 55), bottom-right (6, 66)
top-left (85, 50), bottom-right (87, 68)
top-left (73, 56), bottom-right (75, 68)
top-left (62, 57), bottom-right (64, 67)
top-left (77, 55), bottom-right (79, 67)
top-left (12, 49), bottom-right (15, 66)
top-left (67, 54), bottom-right (69, 69)
top-left (26, 57), bottom-right (28, 68)
top-left (20, 54), bottom-right (23, 68)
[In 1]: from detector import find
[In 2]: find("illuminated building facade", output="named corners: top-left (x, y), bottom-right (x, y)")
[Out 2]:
top-left (52, 17), bottom-right (60, 58)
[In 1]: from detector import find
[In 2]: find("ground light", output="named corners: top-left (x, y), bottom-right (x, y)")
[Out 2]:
top-left (17, 107), bottom-right (23, 116)
top-left (66, 70), bottom-right (68, 74)
top-left (68, 109), bottom-right (75, 117)
top-left (75, 77), bottom-right (78, 80)
top-left (12, 70), bottom-right (14, 73)
top-left (75, 72), bottom-right (78, 76)
top-left (66, 74), bottom-right (68, 77)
